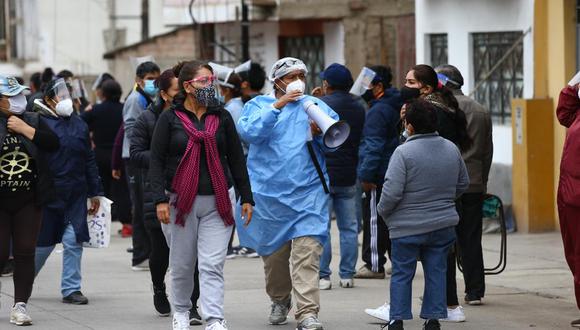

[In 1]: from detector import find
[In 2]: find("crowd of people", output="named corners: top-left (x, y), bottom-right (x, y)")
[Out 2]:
top-left (0, 54), bottom-right (502, 330)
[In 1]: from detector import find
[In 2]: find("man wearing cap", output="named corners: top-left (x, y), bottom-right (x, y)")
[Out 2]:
top-left (435, 65), bottom-right (493, 318)
top-left (357, 65), bottom-right (403, 281)
top-left (314, 63), bottom-right (365, 291)
top-left (237, 57), bottom-right (339, 330)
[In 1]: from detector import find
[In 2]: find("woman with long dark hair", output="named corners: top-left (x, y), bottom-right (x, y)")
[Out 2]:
top-left (131, 66), bottom-right (202, 324)
top-left (400, 64), bottom-right (472, 152)
top-left (148, 61), bottom-right (253, 330)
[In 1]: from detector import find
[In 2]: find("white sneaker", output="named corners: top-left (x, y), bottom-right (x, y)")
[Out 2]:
top-left (173, 311), bottom-right (191, 330)
top-left (132, 259), bottom-right (150, 271)
top-left (206, 320), bottom-right (228, 330)
top-left (364, 302), bottom-right (390, 322)
top-left (440, 306), bottom-right (466, 322)
top-left (339, 278), bottom-right (354, 288)
top-left (319, 278), bottom-right (332, 290)
top-left (10, 302), bottom-right (32, 326)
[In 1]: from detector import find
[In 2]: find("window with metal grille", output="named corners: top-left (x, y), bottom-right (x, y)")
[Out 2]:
top-left (429, 34), bottom-right (448, 68)
top-left (472, 31), bottom-right (524, 124)
top-left (279, 35), bottom-right (325, 90)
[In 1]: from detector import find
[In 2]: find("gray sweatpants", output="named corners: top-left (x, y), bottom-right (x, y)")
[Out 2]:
top-left (162, 190), bottom-right (234, 321)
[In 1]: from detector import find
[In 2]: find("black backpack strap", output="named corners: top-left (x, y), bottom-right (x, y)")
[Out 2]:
top-left (306, 141), bottom-right (330, 194)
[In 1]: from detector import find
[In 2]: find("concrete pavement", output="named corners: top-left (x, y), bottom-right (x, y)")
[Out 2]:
top-left (0, 223), bottom-right (578, 330)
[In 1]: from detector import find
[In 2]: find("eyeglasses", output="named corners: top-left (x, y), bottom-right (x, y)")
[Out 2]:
top-left (186, 75), bottom-right (217, 87)
top-left (274, 59), bottom-right (300, 71)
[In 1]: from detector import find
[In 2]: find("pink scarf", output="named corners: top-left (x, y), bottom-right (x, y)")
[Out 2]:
top-left (171, 110), bottom-right (234, 226)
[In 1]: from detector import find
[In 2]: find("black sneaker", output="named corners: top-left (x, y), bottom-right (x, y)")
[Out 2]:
top-left (1, 259), bottom-right (14, 277)
top-left (237, 247), bottom-right (259, 258)
top-left (153, 286), bottom-right (171, 316)
top-left (189, 306), bottom-right (202, 325)
top-left (383, 320), bottom-right (403, 330)
top-left (62, 291), bottom-right (89, 305)
top-left (423, 319), bottom-right (440, 330)
top-left (464, 293), bottom-right (482, 306)
top-left (226, 246), bottom-right (239, 260)
top-left (571, 318), bottom-right (580, 328)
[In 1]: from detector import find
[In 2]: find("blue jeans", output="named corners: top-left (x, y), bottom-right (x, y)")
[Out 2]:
top-left (390, 227), bottom-right (456, 320)
top-left (35, 223), bottom-right (83, 297)
top-left (320, 185), bottom-right (359, 279)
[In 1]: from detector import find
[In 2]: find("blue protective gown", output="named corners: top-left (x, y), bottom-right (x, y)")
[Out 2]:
top-left (236, 93), bottom-right (338, 256)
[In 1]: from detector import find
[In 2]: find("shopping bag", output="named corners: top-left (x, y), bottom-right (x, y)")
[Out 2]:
top-left (83, 197), bottom-right (113, 248)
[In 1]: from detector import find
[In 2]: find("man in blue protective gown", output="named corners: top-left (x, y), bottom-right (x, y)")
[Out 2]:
top-left (237, 57), bottom-right (338, 330)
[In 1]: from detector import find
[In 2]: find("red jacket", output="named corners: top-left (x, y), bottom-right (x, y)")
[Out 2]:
top-left (557, 85), bottom-right (580, 207)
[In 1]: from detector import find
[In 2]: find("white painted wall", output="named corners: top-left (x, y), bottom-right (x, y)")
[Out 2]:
top-left (214, 21), bottom-right (280, 93)
top-left (415, 0), bottom-right (534, 165)
top-left (323, 21), bottom-right (345, 67)
top-left (10, 0), bottom-right (171, 76)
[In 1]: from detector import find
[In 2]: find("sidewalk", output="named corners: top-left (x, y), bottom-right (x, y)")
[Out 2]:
top-left (0, 224), bottom-right (577, 329)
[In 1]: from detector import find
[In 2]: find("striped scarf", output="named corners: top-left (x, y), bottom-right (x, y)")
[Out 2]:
top-left (171, 110), bottom-right (234, 226)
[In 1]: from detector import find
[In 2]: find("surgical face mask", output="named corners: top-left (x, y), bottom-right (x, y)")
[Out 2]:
top-left (143, 79), bottom-right (159, 97)
top-left (218, 94), bottom-right (225, 104)
top-left (285, 79), bottom-right (305, 94)
top-left (8, 94), bottom-right (27, 115)
top-left (194, 85), bottom-right (218, 106)
top-left (400, 86), bottom-right (422, 102)
top-left (577, 88), bottom-right (580, 100)
top-left (55, 98), bottom-right (74, 117)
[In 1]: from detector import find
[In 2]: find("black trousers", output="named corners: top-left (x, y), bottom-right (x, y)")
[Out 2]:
top-left (447, 193), bottom-right (486, 305)
top-left (149, 227), bottom-right (199, 306)
top-left (126, 163), bottom-right (151, 266)
top-left (0, 197), bottom-right (42, 303)
top-left (362, 185), bottom-right (391, 273)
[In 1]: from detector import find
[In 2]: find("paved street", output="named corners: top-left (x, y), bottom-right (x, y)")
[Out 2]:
top-left (0, 223), bottom-right (577, 330)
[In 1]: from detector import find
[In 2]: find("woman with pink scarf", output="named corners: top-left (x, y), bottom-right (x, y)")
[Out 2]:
top-left (148, 61), bottom-right (253, 330)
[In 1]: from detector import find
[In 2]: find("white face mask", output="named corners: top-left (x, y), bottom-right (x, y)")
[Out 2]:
top-left (285, 79), bottom-right (305, 94)
top-left (55, 98), bottom-right (74, 117)
top-left (8, 94), bottom-right (27, 115)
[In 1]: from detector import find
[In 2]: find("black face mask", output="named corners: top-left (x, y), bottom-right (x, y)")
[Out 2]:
top-left (400, 86), bottom-right (421, 102)
top-left (362, 89), bottom-right (375, 103)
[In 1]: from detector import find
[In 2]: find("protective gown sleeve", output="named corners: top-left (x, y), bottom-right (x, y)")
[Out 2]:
top-left (237, 98), bottom-right (281, 145)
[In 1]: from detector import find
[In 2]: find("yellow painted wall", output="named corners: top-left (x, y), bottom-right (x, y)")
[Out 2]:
top-left (533, 0), bottom-right (576, 228)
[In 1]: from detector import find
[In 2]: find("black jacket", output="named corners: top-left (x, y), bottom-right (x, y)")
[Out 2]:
top-left (130, 101), bottom-right (163, 227)
top-left (0, 112), bottom-right (60, 205)
top-left (320, 91), bottom-right (366, 187)
top-left (81, 100), bottom-right (123, 149)
top-left (148, 104), bottom-right (253, 207)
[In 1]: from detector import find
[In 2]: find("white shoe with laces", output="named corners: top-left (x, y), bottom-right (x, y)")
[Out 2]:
top-left (319, 278), bottom-right (332, 290)
top-left (364, 302), bottom-right (390, 322)
top-left (173, 311), bottom-right (190, 330)
top-left (339, 278), bottom-right (354, 288)
top-left (10, 302), bottom-right (32, 326)
top-left (206, 320), bottom-right (228, 330)
top-left (440, 306), bottom-right (466, 323)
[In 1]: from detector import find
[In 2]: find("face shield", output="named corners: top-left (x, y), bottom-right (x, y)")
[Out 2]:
top-left (349, 67), bottom-right (377, 96)
top-left (48, 78), bottom-right (74, 117)
top-left (71, 78), bottom-right (88, 100)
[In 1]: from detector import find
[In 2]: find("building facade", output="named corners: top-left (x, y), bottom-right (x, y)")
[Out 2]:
top-left (415, 0), bottom-right (577, 232)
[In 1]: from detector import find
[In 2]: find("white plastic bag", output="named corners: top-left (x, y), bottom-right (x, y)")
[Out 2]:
top-left (83, 197), bottom-right (113, 248)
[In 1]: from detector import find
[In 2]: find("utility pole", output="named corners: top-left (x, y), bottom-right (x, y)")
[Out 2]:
top-left (241, 0), bottom-right (249, 61)
top-left (141, 0), bottom-right (149, 40)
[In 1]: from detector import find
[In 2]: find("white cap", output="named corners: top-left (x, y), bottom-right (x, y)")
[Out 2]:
top-left (269, 57), bottom-right (308, 82)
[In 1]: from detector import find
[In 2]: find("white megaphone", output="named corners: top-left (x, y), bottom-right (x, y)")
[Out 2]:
top-left (302, 100), bottom-right (350, 148)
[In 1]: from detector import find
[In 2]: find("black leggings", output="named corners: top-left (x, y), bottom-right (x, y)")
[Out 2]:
top-left (149, 227), bottom-right (199, 306)
top-left (0, 199), bottom-right (42, 304)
